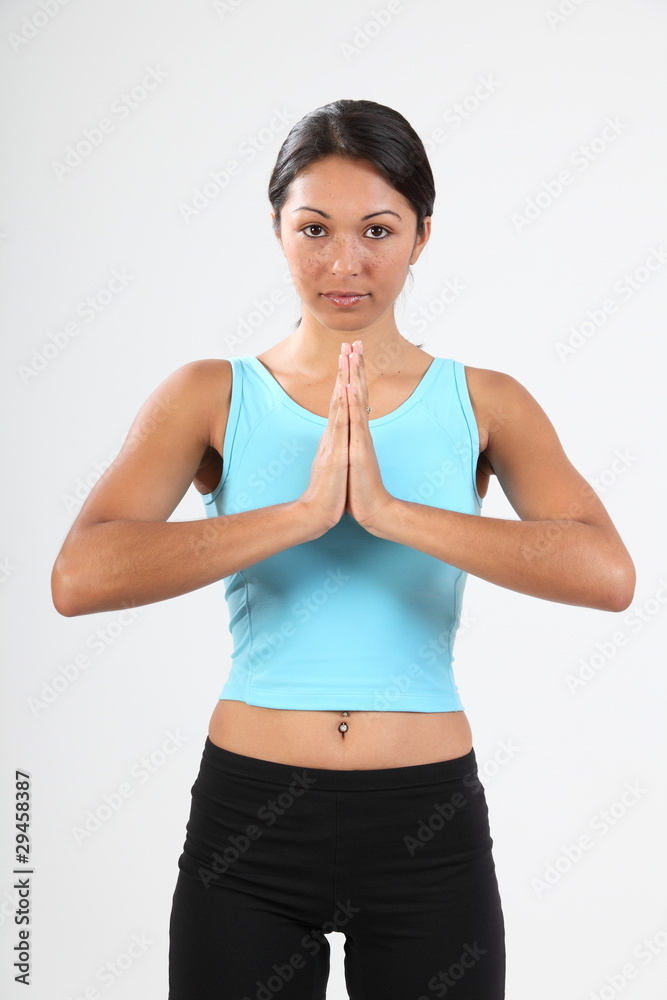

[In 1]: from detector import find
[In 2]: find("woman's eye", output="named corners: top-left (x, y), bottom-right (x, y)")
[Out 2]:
top-left (300, 224), bottom-right (390, 239)
top-left (366, 225), bottom-right (389, 239)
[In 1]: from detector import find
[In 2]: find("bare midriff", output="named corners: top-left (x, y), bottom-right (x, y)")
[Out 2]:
top-left (208, 699), bottom-right (473, 769)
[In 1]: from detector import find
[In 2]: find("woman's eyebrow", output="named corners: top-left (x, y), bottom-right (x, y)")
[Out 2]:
top-left (291, 205), bottom-right (402, 221)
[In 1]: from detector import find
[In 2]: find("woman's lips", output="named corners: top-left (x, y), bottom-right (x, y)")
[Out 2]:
top-left (322, 293), bottom-right (369, 307)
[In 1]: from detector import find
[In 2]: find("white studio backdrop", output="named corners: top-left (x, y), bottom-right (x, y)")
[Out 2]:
top-left (1, 0), bottom-right (666, 998)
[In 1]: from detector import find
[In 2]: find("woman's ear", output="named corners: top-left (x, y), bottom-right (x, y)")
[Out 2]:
top-left (410, 216), bottom-right (431, 265)
top-left (271, 211), bottom-right (284, 252)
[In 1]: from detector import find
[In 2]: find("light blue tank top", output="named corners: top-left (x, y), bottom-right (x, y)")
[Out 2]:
top-left (200, 353), bottom-right (483, 712)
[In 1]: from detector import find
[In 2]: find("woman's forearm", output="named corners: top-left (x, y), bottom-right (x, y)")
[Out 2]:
top-left (52, 500), bottom-right (320, 617)
top-left (365, 497), bottom-right (634, 612)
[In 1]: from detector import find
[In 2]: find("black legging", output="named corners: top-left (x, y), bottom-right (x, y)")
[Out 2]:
top-left (168, 736), bottom-right (506, 999)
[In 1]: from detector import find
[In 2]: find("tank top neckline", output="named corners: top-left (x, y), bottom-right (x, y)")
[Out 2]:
top-left (244, 353), bottom-right (445, 427)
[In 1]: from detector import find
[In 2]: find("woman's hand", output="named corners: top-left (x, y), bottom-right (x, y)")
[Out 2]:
top-left (295, 342), bottom-right (352, 532)
top-left (297, 340), bottom-right (393, 534)
top-left (341, 340), bottom-right (394, 528)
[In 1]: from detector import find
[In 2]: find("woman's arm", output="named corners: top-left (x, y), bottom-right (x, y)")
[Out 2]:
top-left (363, 369), bottom-right (636, 612)
top-left (51, 360), bottom-right (320, 617)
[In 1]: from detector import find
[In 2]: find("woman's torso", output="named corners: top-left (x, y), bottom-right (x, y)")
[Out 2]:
top-left (194, 344), bottom-right (493, 769)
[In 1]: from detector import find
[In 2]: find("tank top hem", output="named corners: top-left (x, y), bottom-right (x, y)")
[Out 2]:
top-left (217, 689), bottom-right (465, 713)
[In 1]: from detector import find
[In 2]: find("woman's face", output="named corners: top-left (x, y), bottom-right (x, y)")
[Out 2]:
top-left (273, 155), bottom-right (431, 330)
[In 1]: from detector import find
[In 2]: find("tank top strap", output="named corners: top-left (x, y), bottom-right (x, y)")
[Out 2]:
top-left (419, 356), bottom-right (483, 510)
top-left (201, 355), bottom-right (280, 509)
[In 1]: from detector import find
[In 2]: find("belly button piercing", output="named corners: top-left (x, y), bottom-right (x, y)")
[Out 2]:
top-left (338, 710), bottom-right (349, 734)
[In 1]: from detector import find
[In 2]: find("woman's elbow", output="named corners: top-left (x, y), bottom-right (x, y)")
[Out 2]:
top-left (51, 555), bottom-right (85, 617)
top-left (605, 557), bottom-right (636, 613)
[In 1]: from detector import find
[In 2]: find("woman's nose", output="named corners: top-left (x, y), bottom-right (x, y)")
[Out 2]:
top-left (327, 237), bottom-right (368, 271)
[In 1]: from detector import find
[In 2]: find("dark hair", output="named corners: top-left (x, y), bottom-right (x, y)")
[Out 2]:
top-left (268, 99), bottom-right (435, 337)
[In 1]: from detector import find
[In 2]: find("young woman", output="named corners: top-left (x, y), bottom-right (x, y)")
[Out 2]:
top-left (52, 99), bottom-right (635, 1000)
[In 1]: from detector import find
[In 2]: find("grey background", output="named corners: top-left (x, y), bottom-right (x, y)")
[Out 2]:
top-left (1, 0), bottom-right (666, 997)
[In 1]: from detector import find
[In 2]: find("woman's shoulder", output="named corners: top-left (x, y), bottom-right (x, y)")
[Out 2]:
top-left (176, 357), bottom-right (232, 377)
top-left (162, 359), bottom-right (234, 463)
top-left (460, 362), bottom-right (516, 391)
top-left (462, 363), bottom-right (544, 422)
top-left (169, 357), bottom-right (234, 399)
top-left (457, 363), bottom-right (519, 456)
